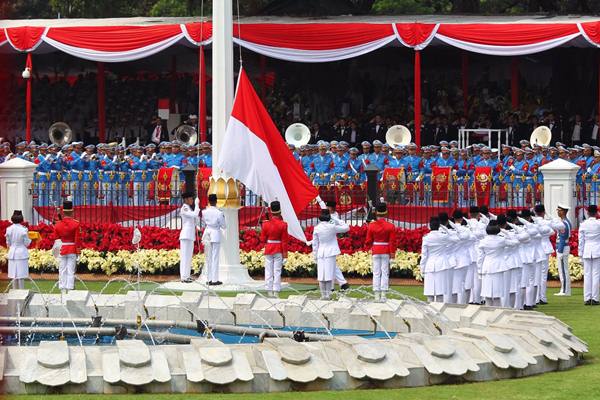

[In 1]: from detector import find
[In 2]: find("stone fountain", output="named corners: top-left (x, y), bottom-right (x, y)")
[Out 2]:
top-left (0, 286), bottom-right (588, 394)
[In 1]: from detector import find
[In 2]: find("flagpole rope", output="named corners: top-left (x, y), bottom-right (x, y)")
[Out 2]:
top-left (236, 0), bottom-right (243, 66)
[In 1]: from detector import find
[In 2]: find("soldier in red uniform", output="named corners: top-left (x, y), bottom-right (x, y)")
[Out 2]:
top-left (53, 200), bottom-right (81, 294)
top-left (365, 203), bottom-right (397, 302)
top-left (260, 201), bottom-right (288, 298)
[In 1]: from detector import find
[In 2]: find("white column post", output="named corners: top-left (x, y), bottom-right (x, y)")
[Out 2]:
top-left (0, 158), bottom-right (38, 223)
top-left (539, 159), bottom-right (580, 227)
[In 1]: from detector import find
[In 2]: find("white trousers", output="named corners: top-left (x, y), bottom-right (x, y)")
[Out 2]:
top-left (206, 242), bottom-right (221, 282)
top-left (372, 254), bottom-right (390, 292)
top-left (452, 266), bottom-right (468, 304)
top-left (557, 248), bottom-right (571, 295)
top-left (179, 239), bottom-right (194, 280)
top-left (583, 258), bottom-right (600, 302)
top-left (265, 253), bottom-right (283, 292)
top-left (334, 264), bottom-right (347, 285)
top-left (523, 263), bottom-right (537, 306)
top-left (538, 257), bottom-right (549, 302)
top-left (59, 254), bottom-right (77, 290)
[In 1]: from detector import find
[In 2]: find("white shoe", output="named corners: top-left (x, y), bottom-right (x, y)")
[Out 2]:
top-left (554, 292), bottom-right (565, 296)
top-left (380, 292), bottom-right (387, 302)
top-left (267, 290), bottom-right (273, 298)
top-left (272, 291), bottom-right (280, 299)
top-left (373, 291), bottom-right (380, 302)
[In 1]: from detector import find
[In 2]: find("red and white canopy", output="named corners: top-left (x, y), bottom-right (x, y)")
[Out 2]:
top-left (1, 18), bottom-right (600, 63)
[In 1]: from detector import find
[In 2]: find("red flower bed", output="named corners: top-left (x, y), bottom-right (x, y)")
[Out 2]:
top-left (0, 220), bottom-right (577, 255)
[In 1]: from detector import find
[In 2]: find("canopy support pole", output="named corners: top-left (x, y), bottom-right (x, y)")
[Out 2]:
top-left (170, 55), bottom-right (177, 113)
top-left (25, 53), bottom-right (32, 143)
top-left (97, 62), bottom-right (106, 143)
top-left (199, 45), bottom-right (207, 142)
top-left (414, 50), bottom-right (421, 147)
top-left (511, 57), bottom-right (519, 110)
top-left (260, 54), bottom-right (267, 100)
top-left (462, 51), bottom-right (469, 115)
top-left (597, 53), bottom-right (600, 126)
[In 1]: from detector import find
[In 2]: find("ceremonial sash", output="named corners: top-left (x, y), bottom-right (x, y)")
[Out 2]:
top-left (157, 167), bottom-right (175, 202)
top-left (432, 166), bottom-right (451, 202)
top-left (473, 166), bottom-right (492, 206)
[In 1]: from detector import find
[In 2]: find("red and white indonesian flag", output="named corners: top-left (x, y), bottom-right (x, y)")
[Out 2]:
top-left (217, 68), bottom-right (318, 242)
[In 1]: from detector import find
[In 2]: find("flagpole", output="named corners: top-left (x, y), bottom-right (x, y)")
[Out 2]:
top-left (204, 0), bottom-right (260, 289)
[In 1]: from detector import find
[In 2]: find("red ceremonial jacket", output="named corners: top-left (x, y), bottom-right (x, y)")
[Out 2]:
top-left (365, 219), bottom-right (396, 255)
top-left (54, 217), bottom-right (81, 255)
top-left (260, 217), bottom-right (288, 257)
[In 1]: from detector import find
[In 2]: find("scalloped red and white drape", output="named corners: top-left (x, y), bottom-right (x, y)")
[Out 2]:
top-left (4, 20), bottom-right (600, 143)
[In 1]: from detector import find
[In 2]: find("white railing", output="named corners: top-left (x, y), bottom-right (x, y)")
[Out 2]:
top-left (458, 129), bottom-right (508, 159)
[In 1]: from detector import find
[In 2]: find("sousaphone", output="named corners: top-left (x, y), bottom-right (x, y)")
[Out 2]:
top-left (385, 125), bottom-right (411, 147)
top-left (175, 124), bottom-right (198, 146)
top-left (285, 123), bottom-right (310, 147)
top-left (48, 122), bottom-right (73, 147)
top-left (530, 125), bottom-right (552, 146)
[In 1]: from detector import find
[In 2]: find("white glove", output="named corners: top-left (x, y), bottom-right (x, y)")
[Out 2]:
top-left (194, 197), bottom-right (200, 207)
top-left (509, 165), bottom-right (515, 171)
top-left (448, 220), bottom-right (457, 229)
top-left (140, 155), bottom-right (147, 161)
top-left (517, 217), bottom-right (530, 225)
top-left (282, 258), bottom-right (287, 265)
top-left (305, 240), bottom-right (313, 246)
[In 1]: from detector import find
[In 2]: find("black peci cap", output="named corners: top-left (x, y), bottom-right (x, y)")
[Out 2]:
top-left (376, 202), bottom-right (388, 215)
top-left (270, 201), bottom-right (281, 213)
top-left (63, 200), bottom-right (73, 211)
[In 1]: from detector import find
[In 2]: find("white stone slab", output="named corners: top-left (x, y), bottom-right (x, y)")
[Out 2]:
top-left (102, 351), bottom-right (120, 384)
top-left (117, 340), bottom-right (151, 367)
top-left (37, 341), bottom-right (69, 368)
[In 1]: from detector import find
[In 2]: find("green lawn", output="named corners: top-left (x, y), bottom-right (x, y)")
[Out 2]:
top-left (5, 280), bottom-right (600, 400)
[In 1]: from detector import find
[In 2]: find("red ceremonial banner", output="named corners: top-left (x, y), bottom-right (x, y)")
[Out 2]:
top-left (197, 167), bottom-right (212, 208)
top-left (431, 166), bottom-right (451, 202)
top-left (473, 166), bottom-right (492, 206)
top-left (157, 167), bottom-right (174, 203)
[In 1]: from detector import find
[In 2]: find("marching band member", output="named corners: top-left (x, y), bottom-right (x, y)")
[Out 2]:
top-left (179, 192), bottom-right (200, 283)
top-left (420, 216), bottom-right (459, 302)
top-left (5, 210), bottom-right (31, 290)
top-left (365, 203), bottom-right (396, 302)
top-left (202, 194), bottom-right (226, 285)
top-left (53, 200), bottom-right (81, 294)
top-left (312, 209), bottom-right (349, 300)
top-left (260, 201), bottom-right (288, 298)
top-left (579, 205), bottom-right (600, 305)
top-left (552, 204), bottom-right (572, 296)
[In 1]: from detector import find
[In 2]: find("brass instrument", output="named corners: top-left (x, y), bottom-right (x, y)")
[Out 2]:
top-left (175, 124), bottom-right (198, 146)
top-left (285, 123), bottom-right (311, 147)
top-left (48, 122), bottom-right (73, 146)
top-left (530, 125), bottom-right (552, 146)
top-left (385, 125), bottom-right (411, 147)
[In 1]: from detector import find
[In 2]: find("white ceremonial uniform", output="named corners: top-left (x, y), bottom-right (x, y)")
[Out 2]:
top-left (330, 212), bottom-right (349, 287)
top-left (466, 218), bottom-right (486, 303)
top-left (420, 230), bottom-right (459, 302)
top-left (312, 219), bottom-right (349, 299)
top-left (202, 206), bottom-right (226, 283)
top-left (519, 221), bottom-right (541, 307)
top-left (179, 200), bottom-right (200, 281)
top-left (478, 234), bottom-right (516, 306)
top-left (533, 216), bottom-right (555, 303)
top-left (449, 222), bottom-right (475, 304)
top-left (499, 229), bottom-right (520, 307)
top-left (5, 224), bottom-right (31, 289)
top-left (510, 224), bottom-right (530, 309)
top-left (579, 217), bottom-right (600, 302)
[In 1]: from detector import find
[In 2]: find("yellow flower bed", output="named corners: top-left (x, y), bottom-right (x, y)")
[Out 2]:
top-left (0, 247), bottom-right (582, 281)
